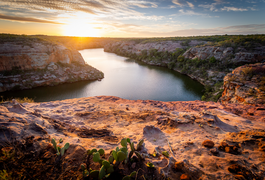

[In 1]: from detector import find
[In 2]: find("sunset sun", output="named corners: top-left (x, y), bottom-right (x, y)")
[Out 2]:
top-left (63, 18), bottom-right (100, 37)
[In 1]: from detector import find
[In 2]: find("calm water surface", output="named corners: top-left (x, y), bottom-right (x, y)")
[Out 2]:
top-left (0, 48), bottom-right (204, 102)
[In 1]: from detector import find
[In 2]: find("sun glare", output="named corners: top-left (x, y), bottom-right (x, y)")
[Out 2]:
top-left (63, 18), bottom-right (100, 37)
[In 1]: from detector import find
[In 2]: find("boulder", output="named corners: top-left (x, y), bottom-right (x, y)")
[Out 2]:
top-left (202, 140), bottom-right (215, 148)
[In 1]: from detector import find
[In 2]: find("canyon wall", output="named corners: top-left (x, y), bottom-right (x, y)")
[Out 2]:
top-left (104, 39), bottom-right (265, 103)
top-left (220, 63), bottom-right (265, 105)
top-left (0, 42), bottom-right (85, 71)
top-left (0, 38), bottom-right (104, 92)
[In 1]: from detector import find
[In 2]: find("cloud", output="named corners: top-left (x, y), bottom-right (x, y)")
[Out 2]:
top-left (221, 6), bottom-right (248, 11)
top-left (129, 1), bottom-right (158, 8)
top-left (0, 13), bottom-right (62, 24)
top-left (169, 5), bottom-right (177, 9)
top-left (246, 0), bottom-right (258, 3)
top-left (171, 9), bottom-right (217, 18)
top-left (172, 0), bottom-right (194, 8)
top-left (198, 0), bottom-right (226, 11)
top-left (172, 0), bottom-right (185, 6)
top-left (112, 14), bottom-right (164, 21)
top-left (199, 0), bottom-right (254, 12)
top-left (248, 6), bottom-right (258, 11)
top-left (179, 9), bottom-right (203, 16)
top-left (0, 0), bottom-right (101, 15)
top-left (125, 24), bottom-right (265, 37)
top-left (187, 2), bottom-right (195, 9)
top-left (0, 0), bottom-right (162, 25)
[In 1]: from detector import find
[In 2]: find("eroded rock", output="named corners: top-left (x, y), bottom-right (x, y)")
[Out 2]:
top-left (202, 140), bottom-right (215, 148)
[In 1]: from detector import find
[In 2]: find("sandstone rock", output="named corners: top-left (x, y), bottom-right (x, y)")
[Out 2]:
top-left (0, 42), bottom-right (84, 71)
top-left (104, 40), bottom-right (206, 56)
top-left (218, 141), bottom-right (241, 155)
top-left (0, 59), bottom-right (104, 92)
top-left (202, 140), bottom-right (215, 148)
top-left (234, 175), bottom-right (246, 180)
top-left (180, 174), bottom-right (190, 180)
top-left (220, 62), bottom-right (265, 105)
top-left (64, 145), bottom-right (86, 163)
top-left (0, 96), bottom-right (265, 179)
top-left (43, 151), bottom-right (53, 159)
top-left (47, 62), bottom-right (58, 71)
top-left (210, 148), bottom-right (219, 156)
top-left (0, 39), bottom-right (104, 92)
top-left (259, 145), bottom-right (265, 151)
top-left (174, 161), bottom-right (184, 171)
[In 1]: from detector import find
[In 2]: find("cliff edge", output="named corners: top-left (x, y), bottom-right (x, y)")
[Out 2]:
top-left (0, 35), bottom-right (104, 92)
top-left (104, 36), bottom-right (265, 103)
top-left (220, 63), bottom-right (265, 105)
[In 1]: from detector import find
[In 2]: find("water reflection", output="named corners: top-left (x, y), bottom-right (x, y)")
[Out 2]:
top-left (0, 48), bottom-right (204, 102)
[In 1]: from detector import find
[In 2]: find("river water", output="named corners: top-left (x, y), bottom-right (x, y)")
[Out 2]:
top-left (0, 48), bottom-right (204, 102)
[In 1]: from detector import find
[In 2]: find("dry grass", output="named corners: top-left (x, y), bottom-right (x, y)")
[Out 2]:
top-left (0, 96), bottom-right (34, 103)
top-left (259, 76), bottom-right (265, 91)
top-left (241, 67), bottom-right (253, 76)
top-left (227, 75), bottom-right (237, 82)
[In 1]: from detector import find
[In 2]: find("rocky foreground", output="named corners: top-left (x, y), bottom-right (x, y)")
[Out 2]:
top-left (1, 96), bottom-right (265, 179)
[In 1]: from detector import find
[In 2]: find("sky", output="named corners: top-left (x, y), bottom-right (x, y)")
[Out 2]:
top-left (0, 0), bottom-right (264, 37)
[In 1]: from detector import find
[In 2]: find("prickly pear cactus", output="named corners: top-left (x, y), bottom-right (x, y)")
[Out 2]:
top-left (98, 148), bottom-right (105, 156)
top-left (93, 152), bottom-right (101, 162)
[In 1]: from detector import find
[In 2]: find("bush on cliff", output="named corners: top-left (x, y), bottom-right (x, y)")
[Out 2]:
top-left (177, 55), bottom-right (185, 62)
top-left (167, 62), bottom-right (175, 69)
top-left (209, 56), bottom-right (216, 63)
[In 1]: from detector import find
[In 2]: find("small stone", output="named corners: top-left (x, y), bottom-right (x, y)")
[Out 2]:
top-left (220, 141), bottom-right (228, 147)
top-left (180, 149), bottom-right (184, 153)
top-left (180, 174), bottom-right (190, 180)
top-left (228, 164), bottom-right (241, 174)
top-left (202, 140), bottom-right (215, 148)
top-left (131, 162), bottom-right (136, 169)
top-left (210, 148), bottom-right (219, 156)
top-left (1, 147), bottom-right (14, 153)
top-left (174, 161), bottom-right (184, 171)
top-left (43, 151), bottom-right (53, 159)
top-left (259, 145), bottom-right (265, 151)
top-left (225, 146), bottom-right (231, 153)
top-left (234, 175), bottom-right (246, 180)
top-left (215, 127), bottom-right (220, 130)
top-left (242, 151), bottom-right (249, 154)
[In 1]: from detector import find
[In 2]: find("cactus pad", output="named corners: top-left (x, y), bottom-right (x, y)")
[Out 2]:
top-left (93, 152), bottom-right (101, 162)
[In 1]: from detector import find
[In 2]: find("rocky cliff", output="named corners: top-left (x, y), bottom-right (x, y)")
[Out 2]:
top-left (183, 46), bottom-right (265, 65)
top-left (220, 63), bottom-right (265, 105)
top-left (0, 41), bottom-right (85, 71)
top-left (0, 35), bottom-right (104, 92)
top-left (104, 37), bottom-right (265, 103)
top-left (104, 40), bottom-right (206, 55)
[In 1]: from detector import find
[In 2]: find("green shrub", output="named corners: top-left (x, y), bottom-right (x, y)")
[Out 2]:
top-left (209, 56), bottom-right (216, 63)
top-left (84, 138), bottom-right (144, 180)
top-left (180, 40), bottom-right (191, 46)
top-left (167, 62), bottom-right (175, 69)
top-left (0, 97), bottom-right (34, 103)
top-left (177, 55), bottom-right (185, 62)
top-left (0, 170), bottom-right (12, 180)
top-left (51, 138), bottom-right (70, 156)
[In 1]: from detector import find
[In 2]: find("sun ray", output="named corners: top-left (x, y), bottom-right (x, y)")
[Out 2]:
top-left (62, 15), bottom-right (100, 37)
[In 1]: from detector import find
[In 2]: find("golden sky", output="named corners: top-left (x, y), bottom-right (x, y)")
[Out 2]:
top-left (0, 0), bottom-right (264, 37)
